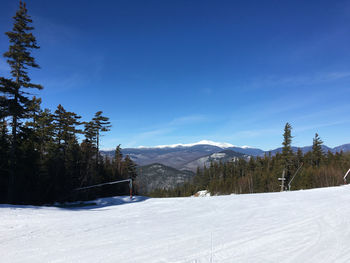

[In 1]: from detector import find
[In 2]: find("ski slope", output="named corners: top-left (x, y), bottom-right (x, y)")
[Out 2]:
top-left (1, 186), bottom-right (350, 262)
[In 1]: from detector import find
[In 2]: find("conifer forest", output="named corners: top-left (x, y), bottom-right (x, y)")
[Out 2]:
top-left (1, 2), bottom-right (349, 205)
top-left (2, 2), bottom-right (350, 262)
top-left (0, 2), bottom-right (137, 204)
top-left (150, 125), bottom-right (350, 197)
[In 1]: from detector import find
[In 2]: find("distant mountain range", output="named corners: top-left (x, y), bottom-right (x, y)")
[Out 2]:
top-left (101, 140), bottom-right (350, 171)
top-left (102, 144), bottom-right (224, 170)
top-left (100, 140), bottom-right (350, 193)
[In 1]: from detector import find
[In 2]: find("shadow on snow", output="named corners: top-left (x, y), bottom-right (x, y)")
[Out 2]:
top-left (0, 196), bottom-right (149, 210)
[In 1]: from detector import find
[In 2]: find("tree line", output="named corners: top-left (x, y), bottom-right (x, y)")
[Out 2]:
top-left (0, 2), bottom-right (137, 204)
top-left (1, 2), bottom-right (348, 203)
top-left (150, 123), bottom-right (350, 197)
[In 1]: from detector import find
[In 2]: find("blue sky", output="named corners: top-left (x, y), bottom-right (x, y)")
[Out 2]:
top-left (1, 0), bottom-right (350, 150)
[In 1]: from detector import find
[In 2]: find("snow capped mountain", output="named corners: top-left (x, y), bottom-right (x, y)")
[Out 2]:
top-left (240, 145), bottom-right (252, 149)
top-left (138, 140), bottom-right (249, 149)
top-left (101, 142), bottom-right (350, 172)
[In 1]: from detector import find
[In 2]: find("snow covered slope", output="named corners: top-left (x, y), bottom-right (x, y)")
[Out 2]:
top-left (2, 186), bottom-right (350, 262)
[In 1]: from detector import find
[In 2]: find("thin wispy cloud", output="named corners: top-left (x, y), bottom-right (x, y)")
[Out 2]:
top-left (210, 128), bottom-right (281, 143)
top-left (295, 120), bottom-right (350, 133)
top-left (325, 71), bottom-right (350, 81)
top-left (137, 127), bottom-right (174, 138)
top-left (33, 15), bottom-right (80, 45)
top-left (292, 104), bottom-right (350, 123)
top-left (2, 1), bottom-right (348, 150)
top-left (118, 114), bottom-right (211, 147)
top-left (40, 73), bottom-right (86, 94)
top-left (241, 71), bottom-right (350, 92)
top-left (201, 87), bottom-right (212, 95)
top-left (169, 114), bottom-right (208, 126)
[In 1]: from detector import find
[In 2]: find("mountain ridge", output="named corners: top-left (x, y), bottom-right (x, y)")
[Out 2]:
top-left (136, 140), bottom-right (251, 149)
top-left (136, 163), bottom-right (195, 194)
top-left (101, 142), bottom-right (350, 171)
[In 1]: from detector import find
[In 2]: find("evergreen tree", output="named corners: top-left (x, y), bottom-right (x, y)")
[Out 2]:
top-left (296, 148), bottom-right (303, 166)
top-left (114, 144), bottom-right (123, 177)
top-left (0, 119), bottom-right (10, 202)
top-left (1, 1), bottom-right (42, 202)
top-left (35, 109), bottom-right (54, 157)
top-left (53, 104), bottom-right (82, 149)
top-left (123, 155), bottom-right (137, 180)
top-left (92, 111), bottom-right (111, 165)
top-left (83, 121), bottom-right (97, 146)
top-left (80, 121), bottom-right (98, 186)
top-left (282, 123), bottom-right (293, 163)
top-left (1, 1), bottom-right (43, 141)
top-left (281, 122), bottom-right (293, 189)
top-left (0, 3), bottom-right (125, 204)
top-left (312, 133), bottom-right (324, 167)
top-left (46, 105), bottom-right (82, 200)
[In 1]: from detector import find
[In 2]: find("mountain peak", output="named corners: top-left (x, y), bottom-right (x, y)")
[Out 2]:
top-left (138, 140), bottom-right (242, 149)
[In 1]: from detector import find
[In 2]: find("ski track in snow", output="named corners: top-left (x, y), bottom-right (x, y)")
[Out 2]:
top-left (1, 186), bottom-right (350, 262)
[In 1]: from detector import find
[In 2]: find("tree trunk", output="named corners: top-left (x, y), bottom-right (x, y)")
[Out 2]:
top-left (7, 91), bottom-right (18, 203)
top-left (96, 130), bottom-right (99, 166)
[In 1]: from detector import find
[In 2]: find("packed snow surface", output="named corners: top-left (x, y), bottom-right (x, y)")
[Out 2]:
top-left (2, 186), bottom-right (350, 262)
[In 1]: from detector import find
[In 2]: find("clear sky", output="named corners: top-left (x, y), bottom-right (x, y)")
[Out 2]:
top-left (1, 0), bottom-right (350, 150)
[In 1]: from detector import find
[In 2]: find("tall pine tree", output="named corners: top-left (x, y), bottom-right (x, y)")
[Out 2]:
top-left (312, 133), bottom-right (324, 167)
top-left (92, 111), bottom-right (111, 165)
top-left (281, 122), bottom-right (293, 189)
top-left (1, 1), bottom-right (42, 202)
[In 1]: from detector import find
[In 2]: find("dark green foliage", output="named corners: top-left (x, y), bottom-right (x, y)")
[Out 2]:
top-left (0, 2), bottom-right (137, 204)
top-left (151, 151), bottom-right (350, 197)
top-left (0, 119), bottom-right (10, 202)
top-left (53, 104), bottom-right (82, 147)
top-left (312, 133), bottom-right (324, 167)
top-left (114, 144), bottom-right (123, 177)
top-left (281, 122), bottom-right (293, 189)
top-left (92, 111), bottom-right (111, 165)
top-left (1, 1), bottom-right (43, 203)
top-left (0, 2), bottom-right (348, 204)
top-left (151, 129), bottom-right (350, 198)
top-left (2, 1), bottom-right (42, 138)
top-left (0, 101), bottom-right (137, 204)
top-left (123, 155), bottom-right (137, 180)
top-left (282, 123), bottom-right (293, 158)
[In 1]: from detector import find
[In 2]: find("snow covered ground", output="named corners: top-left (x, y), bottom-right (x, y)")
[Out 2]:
top-left (1, 186), bottom-right (350, 263)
